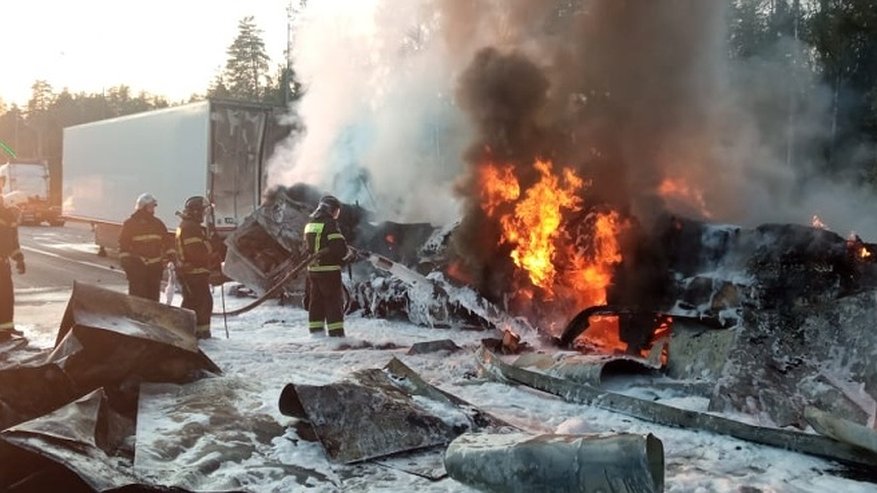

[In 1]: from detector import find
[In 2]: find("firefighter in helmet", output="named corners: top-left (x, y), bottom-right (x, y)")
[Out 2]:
top-left (175, 196), bottom-right (216, 339)
top-left (0, 195), bottom-right (25, 338)
top-left (118, 193), bottom-right (174, 301)
top-left (303, 194), bottom-right (350, 337)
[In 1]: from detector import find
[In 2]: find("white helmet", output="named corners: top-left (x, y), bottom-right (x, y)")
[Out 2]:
top-left (135, 193), bottom-right (158, 211)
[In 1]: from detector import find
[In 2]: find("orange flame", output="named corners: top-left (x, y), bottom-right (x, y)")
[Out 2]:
top-left (479, 164), bottom-right (520, 216)
top-left (847, 233), bottom-right (872, 260)
top-left (481, 159), bottom-right (585, 289)
top-left (658, 178), bottom-right (712, 218)
top-left (479, 158), bottom-right (625, 316)
top-left (566, 210), bottom-right (624, 306)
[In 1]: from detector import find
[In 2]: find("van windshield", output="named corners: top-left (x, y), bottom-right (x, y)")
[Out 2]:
top-left (8, 164), bottom-right (48, 199)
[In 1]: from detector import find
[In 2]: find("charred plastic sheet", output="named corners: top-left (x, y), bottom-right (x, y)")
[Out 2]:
top-left (444, 432), bottom-right (664, 493)
top-left (278, 357), bottom-right (513, 464)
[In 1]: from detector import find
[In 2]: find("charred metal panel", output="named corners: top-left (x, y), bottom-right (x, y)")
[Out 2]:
top-left (222, 191), bottom-right (312, 295)
top-left (0, 356), bottom-right (75, 431)
top-left (278, 358), bottom-right (511, 464)
top-left (539, 354), bottom-right (661, 387)
top-left (477, 346), bottom-right (877, 469)
top-left (653, 217), bottom-right (877, 317)
top-left (406, 339), bottom-right (461, 355)
top-left (444, 432), bottom-right (665, 493)
top-left (279, 369), bottom-right (464, 463)
top-left (50, 282), bottom-right (220, 413)
top-left (805, 406), bottom-right (877, 455)
top-left (665, 318), bottom-right (735, 381)
top-left (710, 290), bottom-right (877, 428)
top-left (0, 389), bottom-right (141, 492)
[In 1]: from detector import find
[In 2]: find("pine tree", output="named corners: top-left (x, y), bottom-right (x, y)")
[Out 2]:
top-left (220, 16), bottom-right (272, 102)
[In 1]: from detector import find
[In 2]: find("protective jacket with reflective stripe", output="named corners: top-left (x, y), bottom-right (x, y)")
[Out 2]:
top-left (0, 206), bottom-right (22, 262)
top-left (303, 211), bottom-right (347, 271)
top-left (119, 209), bottom-right (172, 266)
top-left (175, 217), bottom-right (213, 275)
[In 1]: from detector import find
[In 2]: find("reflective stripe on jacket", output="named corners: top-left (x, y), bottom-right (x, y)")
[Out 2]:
top-left (175, 218), bottom-right (213, 275)
top-left (119, 209), bottom-right (172, 265)
top-left (304, 212), bottom-right (347, 272)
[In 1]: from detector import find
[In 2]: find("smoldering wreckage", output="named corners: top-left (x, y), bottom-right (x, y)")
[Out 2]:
top-left (3, 181), bottom-right (877, 492)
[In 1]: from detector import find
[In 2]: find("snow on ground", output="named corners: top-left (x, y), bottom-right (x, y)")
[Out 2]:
top-left (14, 272), bottom-right (877, 492)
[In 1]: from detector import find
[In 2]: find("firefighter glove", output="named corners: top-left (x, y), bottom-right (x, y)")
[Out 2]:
top-left (15, 259), bottom-right (25, 274)
top-left (342, 248), bottom-right (357, 265)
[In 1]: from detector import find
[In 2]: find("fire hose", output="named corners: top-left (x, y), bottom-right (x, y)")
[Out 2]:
top-left (211, 248), bottom-right (328, 317)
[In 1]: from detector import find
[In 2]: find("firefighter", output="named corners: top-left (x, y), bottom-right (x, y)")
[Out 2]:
top-left (303, 194), bottom-right (351, 337)
top-left (0, 195), bottom-right (25, 338)
top-left (118, 193), bottom-right (174, 301)
top-left (175, 196), bottom-right (216, 339)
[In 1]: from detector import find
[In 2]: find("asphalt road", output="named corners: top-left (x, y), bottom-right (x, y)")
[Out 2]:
top-left (14, 223), bottom-right (127, 291)
top-left (9, 223), bottom-right (127, 343)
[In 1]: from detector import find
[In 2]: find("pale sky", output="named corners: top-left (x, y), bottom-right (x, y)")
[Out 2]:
top-left (0, 0), bottom-right (291, 107)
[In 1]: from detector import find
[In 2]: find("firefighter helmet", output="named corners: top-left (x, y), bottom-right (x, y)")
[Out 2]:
top-left (135, 193), bottom-right (158, 211)
top-left (318, 194), bottom-right (341, 212)
top-left (183, 196), bottom-right (209, 215)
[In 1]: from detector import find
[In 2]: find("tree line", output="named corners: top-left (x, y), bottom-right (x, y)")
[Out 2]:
top-left (0, 16), bottom-right (302, 204)
top-left (729, 0), bottom-right (877, 183)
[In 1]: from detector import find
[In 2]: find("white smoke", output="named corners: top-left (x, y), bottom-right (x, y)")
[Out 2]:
top-left (266, 0), bottom-right (471, 224)
top-left (267, 0), bottom-right (877, 239)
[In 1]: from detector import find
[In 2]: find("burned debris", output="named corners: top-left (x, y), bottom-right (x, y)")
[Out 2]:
top-left (278, 357), bottom-right (512, 465)
top-left (216, 184), bottom-right (877, 486)
top-left (8, 182), bottom-right (877, 490)
top-left (444, 432), bottom-right (665, 493)
top-left (0, 283), bottom-right (221, 492)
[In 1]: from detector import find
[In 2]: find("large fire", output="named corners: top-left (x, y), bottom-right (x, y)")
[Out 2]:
top-left (478, 158), bottom-right (625, 323)
top-left (481, 159), bottom-right (587, 290)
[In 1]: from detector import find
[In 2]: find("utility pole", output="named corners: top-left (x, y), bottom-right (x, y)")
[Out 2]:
top-left (284, 0), bottom-right (294, 106)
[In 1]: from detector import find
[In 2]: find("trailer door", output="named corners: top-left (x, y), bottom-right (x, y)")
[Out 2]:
top-left (209, 102), bottom-right (270, 232)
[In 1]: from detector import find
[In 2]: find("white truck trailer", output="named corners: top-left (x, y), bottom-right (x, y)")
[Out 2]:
top-left (62, 99), bottom-right (289, 252)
